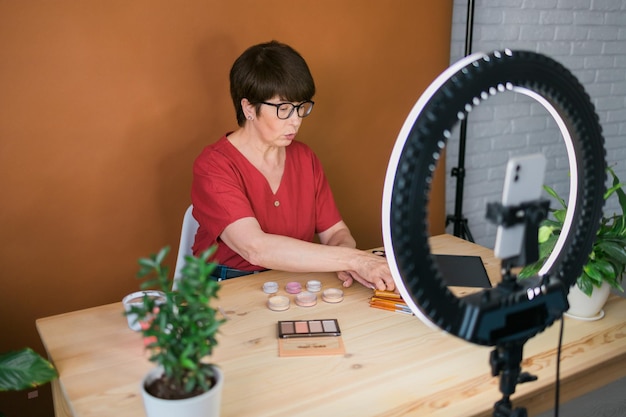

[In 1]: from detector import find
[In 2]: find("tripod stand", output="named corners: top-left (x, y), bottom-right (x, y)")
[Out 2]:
top-left (485, 198), bottom-right (552, 416)
top-left (490, 340), bottom-right (537, 417)
top-left (488, 265), bottom-right (540, 417)
top-left (447, 0), bottom-right (476, 242)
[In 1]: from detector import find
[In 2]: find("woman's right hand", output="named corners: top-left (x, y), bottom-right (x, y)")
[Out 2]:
top-left (339, 252), bottom-right (395, 292)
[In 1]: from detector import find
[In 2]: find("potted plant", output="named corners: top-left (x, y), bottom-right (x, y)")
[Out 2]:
top-left (520, 167), bottom-right (626, 319)
top-left (126, 245), bottom-right (225, 417)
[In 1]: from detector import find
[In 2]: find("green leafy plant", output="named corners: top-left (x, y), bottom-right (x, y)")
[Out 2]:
top-left (0, 348), bottom-right (57, 392)
top-left (520, 167), bottom-right (626, 296)
top-left (127, 245), bottom-right (225, 400)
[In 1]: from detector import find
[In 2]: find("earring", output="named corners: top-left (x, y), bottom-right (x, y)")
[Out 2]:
top-left (247, 115), bottom-right (253, 120)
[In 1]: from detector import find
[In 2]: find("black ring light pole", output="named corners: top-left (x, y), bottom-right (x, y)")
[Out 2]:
top-left (382, 50), bottom-right (606, 416)
top-left (447, 0), bottom-right (476, 242)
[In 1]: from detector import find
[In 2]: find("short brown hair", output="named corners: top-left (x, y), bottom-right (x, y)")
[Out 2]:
top-left (230, 41), bottom-right (316, 126)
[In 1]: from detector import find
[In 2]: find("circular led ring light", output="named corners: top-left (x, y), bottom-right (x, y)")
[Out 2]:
top-left (382, 50), bottom-right (606, 346)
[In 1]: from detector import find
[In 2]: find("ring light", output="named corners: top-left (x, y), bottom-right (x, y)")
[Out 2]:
top-left (382, 49), bottom-right (606, 346)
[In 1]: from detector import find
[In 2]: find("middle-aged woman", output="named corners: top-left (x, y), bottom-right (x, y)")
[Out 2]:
top-left (191, 40), bottom-right (394, 291)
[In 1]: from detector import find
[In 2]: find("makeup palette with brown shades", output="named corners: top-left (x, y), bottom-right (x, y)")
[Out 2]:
top-left (278, 319), bottom-right (341, 338)
top-left (277, 319), bottom-right (345, 357)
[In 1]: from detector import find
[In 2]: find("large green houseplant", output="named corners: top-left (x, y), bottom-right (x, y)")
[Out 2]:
top-left (520, 167), bottom-right (626, 297)
top-left (0, 348), bottom-right (57, 417)
top-left (127, 245), bottom-right (225, 417)
top-left (0, 348), bottom-right (57, 392)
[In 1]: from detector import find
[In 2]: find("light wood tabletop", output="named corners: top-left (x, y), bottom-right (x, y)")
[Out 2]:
top-left (36, 234), bottom-right (626, 417)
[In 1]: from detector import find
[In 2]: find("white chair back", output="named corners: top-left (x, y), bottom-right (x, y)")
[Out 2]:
top-left (172, 205), bottom-right (199, 290)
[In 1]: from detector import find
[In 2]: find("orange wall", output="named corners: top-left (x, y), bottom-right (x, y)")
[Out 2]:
top-left (0, 1), bottom-right (452, 415)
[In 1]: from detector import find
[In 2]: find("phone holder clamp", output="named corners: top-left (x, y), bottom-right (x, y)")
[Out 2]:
top-left (486, 199), bottom-right (550, 268)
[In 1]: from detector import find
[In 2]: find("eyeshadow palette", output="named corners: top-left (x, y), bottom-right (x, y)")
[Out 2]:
top-left (278, 319), bottom-right (341, 338)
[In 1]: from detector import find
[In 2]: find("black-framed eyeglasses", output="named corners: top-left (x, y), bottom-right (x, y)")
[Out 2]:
top-left (258, 100), bottom-right (315, 120)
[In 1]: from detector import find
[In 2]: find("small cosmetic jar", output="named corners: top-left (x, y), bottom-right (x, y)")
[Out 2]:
top-left (295, 291), bottom-right (317, 307)
top-left (285, 281), bottom-right (302, 294)
top-left (322, 288), bottom-right (344, 304)
top-left (267, 295), bottom-right (290, 312)
top-left (122, 290), bottom-right (166, 331)
top-left (306, 279), bottom-right (322, 292)
top-left (262, 281), bottom-right (279, 294)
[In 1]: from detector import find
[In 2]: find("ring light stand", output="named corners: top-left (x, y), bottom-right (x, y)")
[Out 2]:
top-left (382, 50), bottom-right (606, 416)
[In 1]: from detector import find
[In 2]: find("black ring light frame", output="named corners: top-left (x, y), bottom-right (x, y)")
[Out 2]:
top-left (382, 50), bottom-right (606, 415)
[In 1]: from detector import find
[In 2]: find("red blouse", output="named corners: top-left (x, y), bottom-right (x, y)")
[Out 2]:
top-left (191, 135), bottom-right (342, 270)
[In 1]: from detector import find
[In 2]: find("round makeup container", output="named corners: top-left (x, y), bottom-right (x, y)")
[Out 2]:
top-left (122, 290), bottom-right (166, 331)
top-left (262, 281), bottom-right (279, 294)
top-left (267, 295), bottom-right (290, 312)
top-left (285, 281), bottom-right (302, 294)
top-left (295, 291), bottom-right (317, 307)
top-left (322, 288), bottom-right (344, 304)
top-left (306, 279), bottom-right (322, 292)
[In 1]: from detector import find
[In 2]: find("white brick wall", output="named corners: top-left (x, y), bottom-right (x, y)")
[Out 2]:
top-left (445, 0), bottom-right (626, 249)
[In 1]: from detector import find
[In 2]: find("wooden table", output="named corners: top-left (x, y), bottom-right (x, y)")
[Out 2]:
top-left (36, 235), bottom-right (626, 417)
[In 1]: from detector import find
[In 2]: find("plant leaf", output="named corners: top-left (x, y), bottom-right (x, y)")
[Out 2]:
top-left (583, 263), bottom-right (603, 283)
top-left (552, 208), bottom-right (567, 224)
top-left (518, 259), bottom-right (544, 278)
top-left (597, 240), bottom-right (626, 265)
top-left (576, 274), bottom-right (594, 297)
top-left (543, 184), bottom-right (567, 209)
top-left (0, 348), bottom-right (57, 391)
top-left (537, 225), bottom-right (553, 243)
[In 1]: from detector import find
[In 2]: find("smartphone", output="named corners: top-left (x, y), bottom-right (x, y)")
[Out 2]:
top-left (493, 154), bottom-right (547, 260)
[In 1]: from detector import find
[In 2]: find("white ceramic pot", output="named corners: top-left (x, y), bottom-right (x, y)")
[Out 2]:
top-left (565, 281), bottom-right (611, 320)
top-left (141, 366), bottom-right (223, 417)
